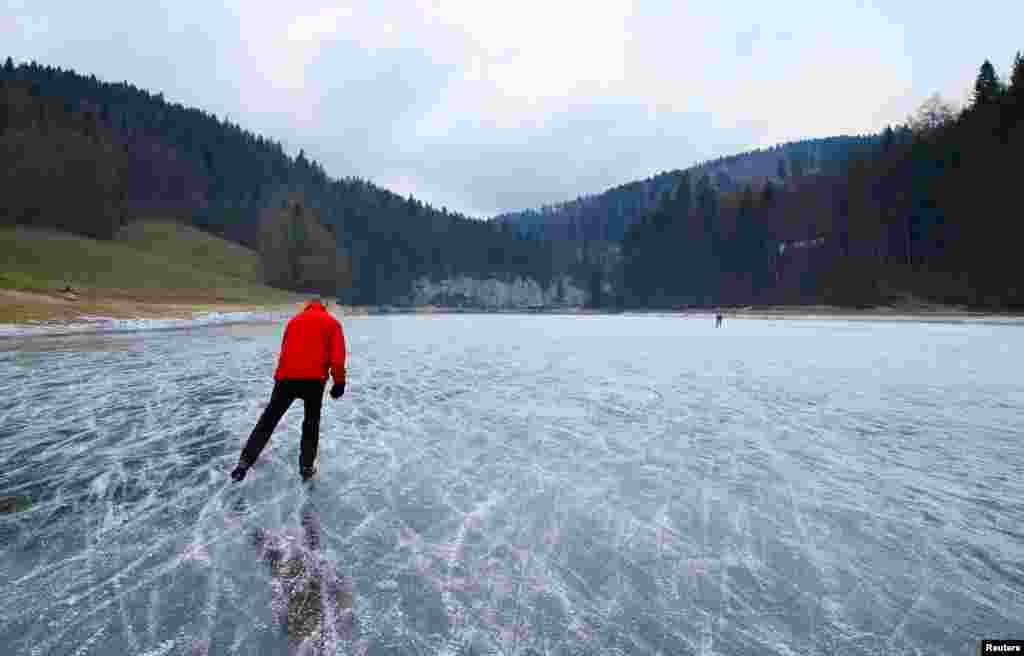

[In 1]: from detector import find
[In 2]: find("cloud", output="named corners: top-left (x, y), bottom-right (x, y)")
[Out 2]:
top-left (285, 6), bottom-right (354, 44)
top-left (431, 0), bottom-right (633, 101)
top-left (0, 14), bottom-right (18, 36)
top-left (735, 25), bottom-right (762, 57)
top-left (11, 14), bottom-right (51, 40)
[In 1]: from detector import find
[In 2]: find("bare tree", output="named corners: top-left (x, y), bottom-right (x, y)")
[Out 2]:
top-left (259, 191), bottom-right (350, 296)
top-left (906, 93), bottom-right (958, 136)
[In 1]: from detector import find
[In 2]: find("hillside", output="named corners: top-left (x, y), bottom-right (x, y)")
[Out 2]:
top-left (4, 53), bottom-right (1021, 313)
top-left (116, 220), bottom-right (267, 283)
top-left (493, 135), bottom-right (881, 242)
top-left (0, 59), bottom-right (560, 306)
top-left (0, 221), bottom-right (307, 323)
top-left (613, 54), bottom-right (1024, 310)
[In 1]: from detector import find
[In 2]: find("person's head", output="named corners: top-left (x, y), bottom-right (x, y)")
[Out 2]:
top-left (307, 296), bottom-right (327, 308)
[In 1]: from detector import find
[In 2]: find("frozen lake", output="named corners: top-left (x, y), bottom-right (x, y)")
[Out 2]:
top-left (1, 315), bottom-right (1022, 655)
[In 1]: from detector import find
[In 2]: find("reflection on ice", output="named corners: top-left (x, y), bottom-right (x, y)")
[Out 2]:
top-left (0, 315), bottom-right (1022, 655)
top-left (251, 498), bottom-right (354, 654)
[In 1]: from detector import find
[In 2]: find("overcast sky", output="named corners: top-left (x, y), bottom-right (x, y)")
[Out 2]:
top-left (5, 1), bottom-right (1023, 217)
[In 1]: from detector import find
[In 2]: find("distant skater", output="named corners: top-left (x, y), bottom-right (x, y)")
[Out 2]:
top-left (715, 312), bottom-right (723, 328)
top-left (232, 298), bottom-right (347, 483)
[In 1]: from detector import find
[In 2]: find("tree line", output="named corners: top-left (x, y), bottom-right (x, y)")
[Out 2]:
top-left (5, 52), bottom-right (1021, 309)
top-left (494, 135), bottom-right (880, 244)
top-left (0, 57), bottom-right (561, 303)
top-left (611, 53), bottom-right (1024, 310)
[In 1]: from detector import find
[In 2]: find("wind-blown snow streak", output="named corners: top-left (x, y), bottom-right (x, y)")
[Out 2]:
top-left (0, 316), bottom-right (1022, 655)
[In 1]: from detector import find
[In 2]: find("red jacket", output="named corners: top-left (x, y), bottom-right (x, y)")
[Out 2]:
top-left (274, 302), bottom-right (346, 384)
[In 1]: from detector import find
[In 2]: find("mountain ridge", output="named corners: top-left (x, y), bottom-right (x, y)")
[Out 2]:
top-left (494, 134), bottom-right (881, 242)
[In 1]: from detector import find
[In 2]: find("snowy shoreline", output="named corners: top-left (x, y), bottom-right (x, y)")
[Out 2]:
top-left (0, 309), bottom-right (297, 338)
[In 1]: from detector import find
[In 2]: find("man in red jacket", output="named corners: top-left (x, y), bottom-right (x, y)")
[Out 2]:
top-left (232, 298), bottom-right (347, 483)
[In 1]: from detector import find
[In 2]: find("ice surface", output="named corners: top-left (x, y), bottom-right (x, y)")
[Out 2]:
top-left (0, 315), bottom-right (1022, 655)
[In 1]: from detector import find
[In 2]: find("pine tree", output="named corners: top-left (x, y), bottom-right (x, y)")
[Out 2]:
top-left (732, 185), bottom-right (756, 273)
top-left (972, 59), bottom-right (1002, 107)
top-left (694, 175), bottom-right (718, 248)
top-left (776, 158), bottom-right (787, 181)
top-left (739, 184), bottom-right (755, 213)
top-left (881, 125), bottom-right (895, 152)
top-left (3, 57), bottom-right (13, 75)
top-left (760, 180), bottom-right (776, 209)
top-left (1010, 51), bottom-right (1024, 101)
top-left (790, 154), bottom-right (805, 179)
top-left (588, 270), bottom-right (603, 308)
top-left (677, 171), bottom-right (692, 211)
top-left (663, 173), bottom-right (691, 235)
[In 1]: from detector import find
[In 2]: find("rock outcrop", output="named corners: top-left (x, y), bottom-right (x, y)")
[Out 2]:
top-left (411, 275), bottom-right (586, 309)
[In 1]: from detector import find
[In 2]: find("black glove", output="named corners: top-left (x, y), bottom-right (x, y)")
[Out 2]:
top-left (329, 381), bottom-right (346, 399)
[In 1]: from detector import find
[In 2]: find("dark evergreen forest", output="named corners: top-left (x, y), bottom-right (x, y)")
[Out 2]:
top-left (3, 52), bottom-right (1021, 309)
top-left (494, 135), bottom-right (881, 242)
top-left (0, 58), bottom-right (560, 304)
top-left (612, 54), bottom-right (1024, 310)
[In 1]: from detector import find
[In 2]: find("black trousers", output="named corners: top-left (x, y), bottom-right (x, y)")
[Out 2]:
top-left (241, 378), bottom-right (326, 471)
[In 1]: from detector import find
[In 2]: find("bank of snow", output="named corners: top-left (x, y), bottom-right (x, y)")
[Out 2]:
top-left (0, 309), bottom-right (296, 338)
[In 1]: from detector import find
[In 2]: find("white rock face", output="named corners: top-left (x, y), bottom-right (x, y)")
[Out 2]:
top-left (411, 275), bottom-right (586, 309)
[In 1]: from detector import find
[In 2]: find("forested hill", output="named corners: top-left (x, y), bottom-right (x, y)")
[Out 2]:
top-left (612, 54), bottom-right (1024, 310)
top-left (6, 54), bottom-right (1022, 312)
top-left (493, 135), bottom-right (881, 242)
top-left (0, 58), bottom-right (561, 305)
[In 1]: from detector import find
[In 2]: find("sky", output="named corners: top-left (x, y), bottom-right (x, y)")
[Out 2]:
top-left (4, 1), bottom-right (1023, 218)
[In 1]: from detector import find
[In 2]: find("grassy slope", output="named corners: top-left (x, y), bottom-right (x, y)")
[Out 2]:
top-left (116, 220), bottom-right (266, 283)
top-left (0, 221), bottom-right (308, 323)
